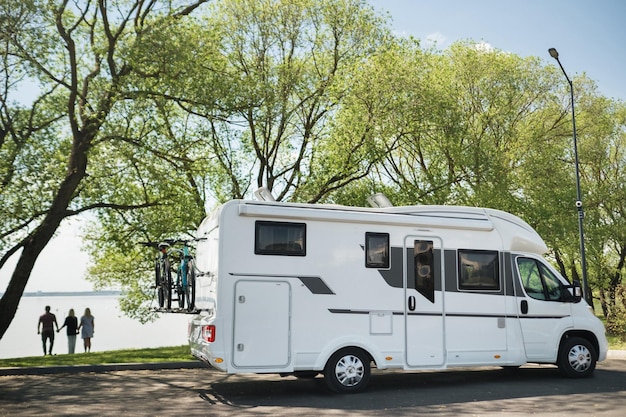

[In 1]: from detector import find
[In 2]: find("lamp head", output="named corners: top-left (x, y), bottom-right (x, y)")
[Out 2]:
top-left (548, 48), bottom-right (559, 59)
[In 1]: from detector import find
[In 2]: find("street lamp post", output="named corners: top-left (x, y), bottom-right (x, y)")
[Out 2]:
top-left (548, 48), bottom-right (590, 305)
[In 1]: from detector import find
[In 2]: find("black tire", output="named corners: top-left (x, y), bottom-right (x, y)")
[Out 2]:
top-left (557, 336), bottom-right (597, 378)
top-left (155, 259), bottom-right (165, 308)
top-left (185, 260), bottom-right (196, 312)
top-left (163, 257), bottom-right (173, 310)
top-left (177, 269), bottom-right (185, 310)
top-left (324, 348), bottom-right (371, 393)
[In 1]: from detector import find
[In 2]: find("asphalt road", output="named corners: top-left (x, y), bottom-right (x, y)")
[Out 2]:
top-left (1, 359), bottom-right (626, 416)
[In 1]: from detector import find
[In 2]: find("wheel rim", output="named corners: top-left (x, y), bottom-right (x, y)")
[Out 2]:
top-left (186, 265), bottom-right (195, 311)
top-left (334, 354), bottom-right (365, 387)
top-left (186, 285), bottom-right (194, 311)
top-left (567, 343), bottom-right (592, 372)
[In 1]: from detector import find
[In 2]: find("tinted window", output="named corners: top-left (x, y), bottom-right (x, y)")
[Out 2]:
top-left (414, 240), bottom-right (435, 303)
top-left (517, 257), bottom-right (565, 301)
top-left (458, 250), bottom-right (500, 291)
top-left (255, 221), bottom-right (306, 256)
top-left (365, 232), bottom-right (389, 268)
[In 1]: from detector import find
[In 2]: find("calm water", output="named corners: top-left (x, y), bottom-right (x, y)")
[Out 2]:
top-left (0, 295), bottom-right (190, 358)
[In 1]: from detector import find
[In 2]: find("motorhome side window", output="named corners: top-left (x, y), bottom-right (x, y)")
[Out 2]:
top-left (517, 257), bottom-right (565, 301)
top-left (458, 250), bottom-right (500, 291)
top-left (365, 232), bottom-right (389, 269)
top-left (255, 221), bottom-right (306, 256)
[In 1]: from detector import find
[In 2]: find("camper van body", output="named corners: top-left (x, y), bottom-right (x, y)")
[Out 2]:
top-left (188, 200), bottom-right (607, 392)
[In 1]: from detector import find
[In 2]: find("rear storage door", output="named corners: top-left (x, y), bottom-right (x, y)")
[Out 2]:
top-left (232, 280), bottom-right (291, 368)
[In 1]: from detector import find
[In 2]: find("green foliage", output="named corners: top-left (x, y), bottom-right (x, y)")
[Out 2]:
top-left (604, 285), bottom-right (626, 337)
top-left (177, 0), bottom-right (392, 202)
top-left (2, 0), bottom-right (626, 326)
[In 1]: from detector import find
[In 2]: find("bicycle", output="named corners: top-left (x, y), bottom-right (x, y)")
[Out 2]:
top-left (168, 239), bottom-right (197, 312)
top-left (140, 240), bottom-right (174, 310)
top-left (140, 239), bottom-right (198, 312)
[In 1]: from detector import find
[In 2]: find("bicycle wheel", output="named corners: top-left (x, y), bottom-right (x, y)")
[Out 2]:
top-left (164, 257), bottom-right (173, 310)
top-left (155, 258), bottom-right (165, 308)
top-left (185, 259), bottom-right (196, 312)
top-left (177, 267), bottom-right (185, 309)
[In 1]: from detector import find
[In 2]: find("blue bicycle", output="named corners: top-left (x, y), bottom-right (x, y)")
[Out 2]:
top-left (168, 239), bottom-right (197, 312)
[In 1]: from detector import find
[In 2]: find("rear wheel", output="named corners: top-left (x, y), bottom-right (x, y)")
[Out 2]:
top-left (557, 336), bottom-right (597, 378)
top-left (324, 348), bottom-right (371, 393)
top-left (185, 260), bottom-right (196, 312)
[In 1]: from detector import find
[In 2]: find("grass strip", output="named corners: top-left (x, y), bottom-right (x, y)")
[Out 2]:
top-left (0, 345), bottom-right (194, 368)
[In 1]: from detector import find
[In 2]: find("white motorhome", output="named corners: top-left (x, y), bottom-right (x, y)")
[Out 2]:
top-left (188, 198), bottom-right (608, 393)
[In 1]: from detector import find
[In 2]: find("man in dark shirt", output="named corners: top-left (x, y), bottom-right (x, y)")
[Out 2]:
top-left (38, 305), bottom-right (59, 355)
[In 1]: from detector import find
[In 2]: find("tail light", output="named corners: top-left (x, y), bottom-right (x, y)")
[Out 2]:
top-left (202, 325), bottom-right (216, 343)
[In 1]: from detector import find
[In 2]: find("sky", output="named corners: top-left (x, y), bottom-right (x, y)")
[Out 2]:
top-left (370, 0), bottom-right (626, 101)
top-left (1, 0), bottom-right (625, 293)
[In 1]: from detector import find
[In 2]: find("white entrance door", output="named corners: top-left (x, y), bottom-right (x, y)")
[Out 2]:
top-left (405, 236), bottom-right (445, 367)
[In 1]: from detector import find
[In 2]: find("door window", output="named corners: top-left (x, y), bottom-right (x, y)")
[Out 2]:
top-left (413, 240), bottom-right (434, 303)
top-left (517, 257), bottom-right (565, 301)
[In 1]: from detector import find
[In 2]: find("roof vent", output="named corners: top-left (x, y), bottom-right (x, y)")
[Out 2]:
top-left (367, 193), bottom-right (393, 208)
top-left (254, 187), bottom-right (276, 201)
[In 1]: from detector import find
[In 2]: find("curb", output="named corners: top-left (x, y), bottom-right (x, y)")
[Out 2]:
top-left (607, 350), bottom-right (626, 360)
top-left (0, 360), bottom-right (208, 376)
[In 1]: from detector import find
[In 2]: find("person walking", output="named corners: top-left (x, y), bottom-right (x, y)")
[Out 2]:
top-left (57, 309), bottom-right (79, 354)
top-left (78, 307), bottom-right (95, 352)
top-left (37, 306), bottom-right (59, 355)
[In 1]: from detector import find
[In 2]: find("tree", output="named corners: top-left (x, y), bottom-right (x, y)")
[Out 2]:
top-left (332, 41), bottom-right (571, 212)
top-left (178, 0), bottom-right (391, 202)
top-left (572, 84), bottom-right (626, 318)
top-left (77, 0), bottom-right (394, 318)
top-left (0, 0), bottom-right (209, 339)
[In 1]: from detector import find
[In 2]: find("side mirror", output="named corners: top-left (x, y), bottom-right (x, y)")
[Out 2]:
top-left (574, 286), bottom-right (582, 298)
top-left (562, 280), bottom-right (582, 303)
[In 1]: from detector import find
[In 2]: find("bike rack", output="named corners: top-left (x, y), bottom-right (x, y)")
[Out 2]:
top-left (153, 307), bottom-right (200, 314)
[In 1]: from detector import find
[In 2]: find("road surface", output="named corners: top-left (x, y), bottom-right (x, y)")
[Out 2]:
top-left (2, 359), bottom-right (626, 416)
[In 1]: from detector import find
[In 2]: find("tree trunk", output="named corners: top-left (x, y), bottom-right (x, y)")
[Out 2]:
top-left (0, 218), bottom-right (64, 339)
top-left (599, 288), bottom-right (608, 319)
top-left (0, 135), bottom-right (89, 340)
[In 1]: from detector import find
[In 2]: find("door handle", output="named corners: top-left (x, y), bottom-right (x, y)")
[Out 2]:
top-left (521, 299), bottom-right (528, 315)
top-left (408, 296), bottom-right (416, 311)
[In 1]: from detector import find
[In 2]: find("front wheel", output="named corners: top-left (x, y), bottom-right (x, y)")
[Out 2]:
top-left (557, 336), bottom-right (597, 378)
top-left (324, 348), bottom-right (371, 393)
